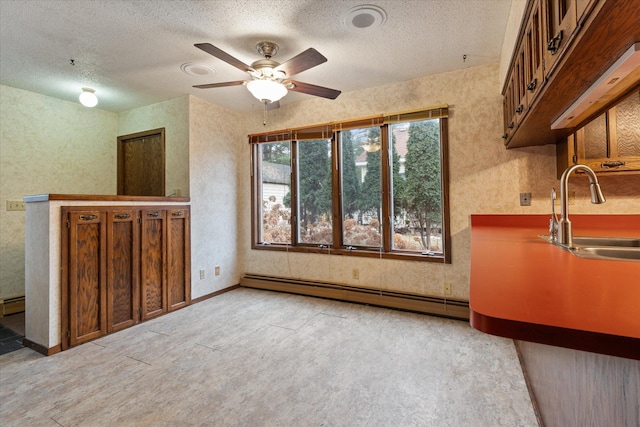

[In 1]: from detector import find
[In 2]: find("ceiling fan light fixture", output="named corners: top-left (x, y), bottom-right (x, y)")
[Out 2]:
top-left (79, 87), bottom-right (98, 107)
top-left (246, 79), bottom-right (288, 103)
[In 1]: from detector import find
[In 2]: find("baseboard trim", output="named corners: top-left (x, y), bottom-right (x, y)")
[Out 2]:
top-left (23, 338), bottom-right (61, 356)
top-left (240, 274), bottom-right (469, 320)
top-left (190, 284), bottom-right (240, 304)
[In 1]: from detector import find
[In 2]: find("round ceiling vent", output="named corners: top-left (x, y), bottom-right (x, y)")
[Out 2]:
top-left (342, 5), bottom-right (387, 31)
top-left (180, 62), bottom-right (216, 76)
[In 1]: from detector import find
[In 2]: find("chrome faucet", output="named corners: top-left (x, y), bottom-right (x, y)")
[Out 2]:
top-left (549, 187), bottom-right (558, 241)
top-left (558, 164), bottom-right (606, 247)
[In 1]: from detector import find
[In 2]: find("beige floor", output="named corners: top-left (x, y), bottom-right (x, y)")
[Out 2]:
top-left (0, 288), bottom-right (538, 426)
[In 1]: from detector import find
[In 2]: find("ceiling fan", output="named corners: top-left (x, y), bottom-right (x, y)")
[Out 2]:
top-left (193, 41), bottom-right (341, 109)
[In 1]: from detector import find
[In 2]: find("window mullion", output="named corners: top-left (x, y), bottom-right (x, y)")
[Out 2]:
top-left (380, 125), bottom-right (392, 253)
top-left (290, 141), bottom-right (299, 246)
top-left (332, 133), bottom-right (343, 248)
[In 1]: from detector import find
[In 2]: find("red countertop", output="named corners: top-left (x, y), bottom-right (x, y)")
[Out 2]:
top-left (470, 214), bottom-right (640, 360)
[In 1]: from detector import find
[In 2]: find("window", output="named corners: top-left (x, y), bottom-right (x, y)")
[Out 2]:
top-left (250, 107), bottom-right (450, 263)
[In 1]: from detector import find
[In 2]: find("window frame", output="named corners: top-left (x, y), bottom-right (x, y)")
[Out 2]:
top-left (250, 107), bottom-right (451, 263)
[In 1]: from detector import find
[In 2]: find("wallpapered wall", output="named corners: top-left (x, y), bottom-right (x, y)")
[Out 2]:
top-left (237, 63), bottom-right (640, 299)
top-left (1, 61), bottom-right (638, 301)
top-left (0, 85), bottom-right (117, 299)
top-left (117, 97), bottom-right (190, 197)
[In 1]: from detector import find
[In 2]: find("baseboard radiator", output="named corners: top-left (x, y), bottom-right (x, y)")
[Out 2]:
top-left (240, 274), bottom-right (469, 321)
top-left (0, 295), bottom-right (25, 317)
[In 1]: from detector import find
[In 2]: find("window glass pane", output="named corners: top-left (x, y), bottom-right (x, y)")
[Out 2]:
top-left (391, 120), bottom-right (443, 253)
top-left (341, 127), bottom-right (382, 248)
top-left (259, 142), bottom-right (291, 244)
top-left (297, 139), bottom-right (333, 244)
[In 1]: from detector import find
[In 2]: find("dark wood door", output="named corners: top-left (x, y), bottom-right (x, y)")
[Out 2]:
top-left (67, 210), bottom-right (107, 347)
top-left (106, 209), bottom-right (140, 333)
top-left (140, 208), bottom-right (167, 320)
top-left (167, 208), bottom-right (191, 311)
top-left (118, 128), bottom-right (165, 196)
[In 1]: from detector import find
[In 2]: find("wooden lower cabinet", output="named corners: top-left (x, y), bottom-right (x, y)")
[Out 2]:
top-left (62, 205), bottom-right (190, 349)
top-left (140, 208), bottom-right (167, 320)
top-left (107, 209), bottom-right (139, 333)
top-left (67, 210), bottom-right (107, 347)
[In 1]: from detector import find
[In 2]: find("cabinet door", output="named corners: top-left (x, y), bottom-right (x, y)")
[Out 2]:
top-left (544, 0), bottom-right (577, 74)
top-left (140, 209), bottom-right (167, 320)
top-left (67, 210), bottom-right (107, 347)
top-left (565, 89), bottom-right (640, 174)
top-left (106, 209), bottom-right (140, 333)
top-left (524, 0), bottom-right (546, 106)
top-left (167, 208), bottom-right (191, 311)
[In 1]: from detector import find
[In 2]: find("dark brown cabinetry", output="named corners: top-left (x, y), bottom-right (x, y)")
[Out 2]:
top-left (502, 0), bottom-right (640, 148)
top-left (62, 205), bottom-right (190, 349)
top-left (557, 88), bottom-right (640, 175)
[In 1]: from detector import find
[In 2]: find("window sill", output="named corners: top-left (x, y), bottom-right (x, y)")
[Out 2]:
top-left (251, 243), bottom-right (448, 263)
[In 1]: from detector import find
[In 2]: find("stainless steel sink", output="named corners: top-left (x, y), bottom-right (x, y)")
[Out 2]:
top-left (572, 236), bottom-right (640, 248)
top-left (540, 235), bottom-right (640, 262)
top-left (574, 246), bottom-right (640, 262)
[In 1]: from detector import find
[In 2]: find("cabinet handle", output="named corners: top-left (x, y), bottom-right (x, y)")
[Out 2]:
top-left (515, 105), bottom-right (524, 114)
top-left (547, 30), bottom-right (563, 55)
top-left (114, 213), bottom-right (131, 219)
top-left (527, 79), bottom-right (537, 91)
top-left (79, 214), bottom-right (98, 221)
top-left (172, 211), bottom-right (184, 217)
top-left (147, 212), bottom-right (160, 217)
top-left (507, 122), bottom-right (515, 129)
top-left (502, 133), bottom-right (509, 139)
top-left (601, 160), bottom-right (625, 168)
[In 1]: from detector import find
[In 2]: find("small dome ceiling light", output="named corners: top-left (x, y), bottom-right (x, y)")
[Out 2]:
top-left (79, 88), bottom-right (98, 107)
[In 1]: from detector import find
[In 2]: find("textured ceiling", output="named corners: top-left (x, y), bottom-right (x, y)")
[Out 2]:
top-left (0, 0), bottom-right (513, 112)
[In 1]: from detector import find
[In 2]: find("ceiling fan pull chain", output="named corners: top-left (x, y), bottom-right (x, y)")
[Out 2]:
top-left (263, 101), bottom-right (268, 126)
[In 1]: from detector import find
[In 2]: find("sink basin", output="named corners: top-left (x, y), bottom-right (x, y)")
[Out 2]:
top-left (572, 236), bottom-right (640, 248)
top-left (574, 246), bottom-right (640, 262)
top-left (540, 235), bottom-right (640, 262)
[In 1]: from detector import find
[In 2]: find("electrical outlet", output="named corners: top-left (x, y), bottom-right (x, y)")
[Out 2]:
top-left (199, 269), bottom-right (205, 279)
top-left (352, 268), bottom-right (359, 280)
top-left (215, 266), bottom-right (220, 276)
top-left (444, 283), bottom-right (452, 295)
top-left (6, 200), bottom-right (26, 211)
top-left (519, 192), bottom-right (531, 206)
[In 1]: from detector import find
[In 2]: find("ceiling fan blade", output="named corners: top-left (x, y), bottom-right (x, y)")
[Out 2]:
top-left (275, 48), bottom-right (327, 77)
top-left (194, 43), bottom-right (252, 73)
top-left (193, 80), bottom-right (246, 89)
top-left (287, 80), bottom-right (341, 100)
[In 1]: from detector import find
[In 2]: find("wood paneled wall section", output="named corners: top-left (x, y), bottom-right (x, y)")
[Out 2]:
top-left (516, 340), bottom-right (639, 427)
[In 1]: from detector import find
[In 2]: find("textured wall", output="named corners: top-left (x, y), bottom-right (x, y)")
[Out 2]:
top-left (238, 63), bottom-right (640, 300)
top-left (0, 85), bottom-right (117, 299)
top-left (188, 96), bottom-right (244, 298)
top-left (117, 96), bottom-right (190, 197)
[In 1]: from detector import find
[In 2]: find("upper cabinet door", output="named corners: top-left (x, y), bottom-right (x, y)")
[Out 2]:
top-left (524, 0), bottom-right (546, 106)
top-left (544, 0), bottom-right (577, 75)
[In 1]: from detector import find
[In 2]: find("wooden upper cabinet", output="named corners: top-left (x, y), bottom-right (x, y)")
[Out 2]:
top-left (502, 0), bottom-right (640, 149)
top-left (524, 0), bottom-right (546, 105)
top-left (544, 0), bottom-right (577, 74)
top-left (558, 88), bottom-right (640, 175)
